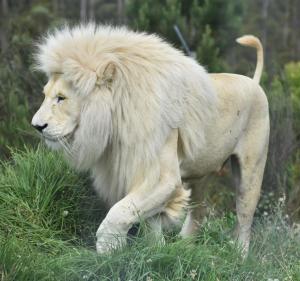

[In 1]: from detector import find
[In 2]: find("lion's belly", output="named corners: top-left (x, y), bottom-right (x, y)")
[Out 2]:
top-left (180, 129), bottom-right (240, 179)
top-left (180, 137), bottom-right (237, 179)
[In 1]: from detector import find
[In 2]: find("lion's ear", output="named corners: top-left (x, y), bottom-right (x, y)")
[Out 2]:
top-left (96, 57), bottom-right (117, 86)
top-left (62, 58), bottom-right (97, 95)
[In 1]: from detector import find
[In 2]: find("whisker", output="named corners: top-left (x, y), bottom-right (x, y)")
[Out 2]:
top-left (59, 136), bottom-right (74, 158)
top-left (42, 125), bottom-right (76, 160)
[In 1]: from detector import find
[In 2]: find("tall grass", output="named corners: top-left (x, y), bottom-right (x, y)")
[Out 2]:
top-left (0, 147), bottom-right (299, 281)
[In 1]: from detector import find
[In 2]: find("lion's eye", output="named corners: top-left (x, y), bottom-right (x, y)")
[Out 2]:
top-left (56, 95), bottom-right (66, 103)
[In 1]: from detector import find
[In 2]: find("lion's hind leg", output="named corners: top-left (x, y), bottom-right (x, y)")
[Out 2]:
top-left (179, 180), bottom-right (207, 238)
top-left (232, 114), bottom-right (269, 256)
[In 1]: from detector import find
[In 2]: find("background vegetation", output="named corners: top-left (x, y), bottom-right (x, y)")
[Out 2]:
top-left (0, 0), bottom-right (300, 280)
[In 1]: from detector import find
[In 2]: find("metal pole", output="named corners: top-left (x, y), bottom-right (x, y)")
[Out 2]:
top-left (173, 24), bottom-right (192, 56)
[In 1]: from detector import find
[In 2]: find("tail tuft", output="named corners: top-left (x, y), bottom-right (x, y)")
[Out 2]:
top-left (236, 35), bottom-right (263, 83)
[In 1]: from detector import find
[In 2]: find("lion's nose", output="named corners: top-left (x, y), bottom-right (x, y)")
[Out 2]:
top-left (32, 123), bottom-right (48, 132)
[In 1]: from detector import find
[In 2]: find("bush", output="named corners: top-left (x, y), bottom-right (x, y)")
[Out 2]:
top-left (0, 146), bottom-right (105, 249)
top-left (0, 2), bottom-right (63, 158)
top-left (285, 62), bottom-right (300, 135)
top-left (263, 76), bottom-right (294, 191)
top-left (283, 62), bottom-right (300, 219)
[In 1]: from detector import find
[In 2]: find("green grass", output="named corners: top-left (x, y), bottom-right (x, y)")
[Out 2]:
top-left (0, 147), bottom-right (299, 281)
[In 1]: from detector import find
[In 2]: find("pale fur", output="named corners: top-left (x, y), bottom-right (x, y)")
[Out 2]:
top-left (236, 35), bottom-right (263, 83)
top-left (32, 25), bottom-right (269, 255)
top-left (35, 24), bottom-right (215, 202)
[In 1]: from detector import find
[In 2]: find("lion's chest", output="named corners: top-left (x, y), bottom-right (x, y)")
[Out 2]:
top-left (91, 160), bottom-right (128, 207)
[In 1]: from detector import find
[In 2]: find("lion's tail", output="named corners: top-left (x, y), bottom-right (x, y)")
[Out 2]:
top-left (236, 35), bottom-right (264, 84)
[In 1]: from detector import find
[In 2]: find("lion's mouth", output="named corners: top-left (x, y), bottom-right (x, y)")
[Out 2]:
top-left (44, 134), bottom-right (72, 142)
top-left (43, 135), bottom-right (58, 142)
top-left (42, 132), bottom-right (73, 143)
top-left (41, 125), bottom-right (78, 148)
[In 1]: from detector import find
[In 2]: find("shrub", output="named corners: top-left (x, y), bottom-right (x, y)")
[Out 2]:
top-left (285, 62), bottom-right (300, 134)
top-left (0, 2), bottom-right (63, 158)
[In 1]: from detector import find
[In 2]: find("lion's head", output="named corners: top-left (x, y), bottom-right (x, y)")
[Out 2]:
top-left (32, 67), bottom-right (115, 170)
top-left (31, 75), bottom-right (81, 150)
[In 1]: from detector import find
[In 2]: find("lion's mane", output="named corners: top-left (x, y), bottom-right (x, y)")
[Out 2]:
top-left (35, 24), bottom-right (216, 211)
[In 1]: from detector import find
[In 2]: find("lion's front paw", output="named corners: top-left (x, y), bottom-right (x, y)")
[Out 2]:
top-left (96, 237), bottom-right (114, 254)
top-left (96, 227), bottom-right (127, 254)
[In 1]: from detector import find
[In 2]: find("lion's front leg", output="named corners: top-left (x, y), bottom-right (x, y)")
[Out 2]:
top-left (95, 196), bottom-right (138, 254)
top-left (96, 129), bottom-right (181, 254)
top-left (95, 190), bottom-right (168, 253)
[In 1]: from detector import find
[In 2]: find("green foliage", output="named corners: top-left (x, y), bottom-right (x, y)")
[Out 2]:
top-left (0, 146), bottom-right (105, 246)
top-left (0, 71), bottom-right (33, 157)
top-left (285, 62), bottom-right (300, 134)
top-left (287, 150), bottom-right (300, 219)
top-left (283, 62), bottom-right (300, 219)
top-left (189, 0), bottom-right (244, 51)
top-left (262, 75), bottom-right (294, 196)
top-left (242, 1), bottom-right (300, 72)
top-left (0, 2), bottom-right (65, 158)
top-left (0, 81), bottom-right (32, 157)
top-left (0, 148), bottom-right (299, 280)
top-left (127, 0), bottom-right (243, 72)
top-left (196, 25), bottom-right (222, 72)
top-left (127, 0), bottom-right (187, 45)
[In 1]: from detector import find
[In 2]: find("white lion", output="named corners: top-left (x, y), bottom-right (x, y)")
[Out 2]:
top-left (32, 24), bottom-right (269, 255)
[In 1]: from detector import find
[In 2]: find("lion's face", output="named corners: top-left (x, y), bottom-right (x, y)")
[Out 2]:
top-left (31, 75), bottom-right (81, 149)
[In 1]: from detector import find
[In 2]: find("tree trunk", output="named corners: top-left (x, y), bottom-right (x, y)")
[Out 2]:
top-left (80, 0), bottom-right (88, 22)
top-left (89, 0), bottom-right (95, 21)
top-left (0, 0), bottom-right (8, 53)
top-left (283, 0), bottom-right (290, 49)
top-left (117, 0), bottom-right (124, 24)
top-left (261, 0), bottom-right (269, 50)
top-left (53, 0), bottom-right (58, 14)
top-left (291, 0), bottom-right (300, 59)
